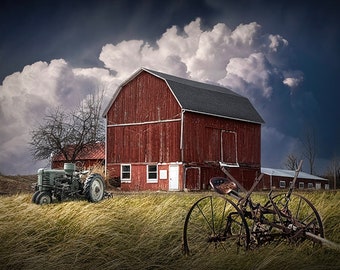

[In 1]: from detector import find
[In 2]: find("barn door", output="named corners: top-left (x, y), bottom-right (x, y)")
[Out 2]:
top-left (185, 167), bottom-right (200, 190)
top-left (221, 131), bottom-right (238, 166)
top-left (169, 165), bottom-right (179, 191)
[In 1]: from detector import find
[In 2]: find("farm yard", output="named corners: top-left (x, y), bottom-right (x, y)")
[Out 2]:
top-left (0, 189), bottom-right (339, 270)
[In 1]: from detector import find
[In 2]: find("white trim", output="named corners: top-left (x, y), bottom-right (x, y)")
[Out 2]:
top-left (121, 164), bottom-right (131, 182)
top-left (147, 164), bottom-right (158, 183)
top-left (219, 162), bottom-right (240, 168)
top-left (299, 182), bottom-right (304, 189)
top-left (107, 118), bottom-right (181, 127)
top-left (279, 180), bottom-right (286, 188)
top-left (180, 110), bottom-right (184, 161)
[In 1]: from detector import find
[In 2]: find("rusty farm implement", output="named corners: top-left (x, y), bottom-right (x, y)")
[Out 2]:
top-left (182, 160), bottom-right (337, 255)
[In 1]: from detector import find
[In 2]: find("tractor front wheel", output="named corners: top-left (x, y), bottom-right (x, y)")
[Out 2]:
top-left (36, 191), bottom-right (52, 205)
top-left (84, 174), bottom-right (105, 202)
top-left (32, 191), bottom-right (41, 203)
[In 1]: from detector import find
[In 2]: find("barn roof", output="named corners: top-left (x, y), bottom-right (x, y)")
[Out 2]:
top-left (104, 68), bottom-right (264, 124)
top-left (261, 167), bottom-right (327, 181)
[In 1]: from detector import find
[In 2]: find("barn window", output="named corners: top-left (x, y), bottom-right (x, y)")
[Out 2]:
top-left (307, 183), bottom-right (314, 189)
top-left (147, 164), bottom-right (158, 183)
top-left (279, 180), bottom-right (286, 188)
top-left (299, 182), bottom-right (304, 189)
top-left (121, 164), bottom-right (131, 182)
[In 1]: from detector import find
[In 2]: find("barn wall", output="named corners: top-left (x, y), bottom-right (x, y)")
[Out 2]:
top-left (181, 112), bottom-right (261, 191)
top-left (107, 121), bottom-right (181, 164)
top-left (182, 112), bottom-right (261, 167)
top-left (106, 163), bottom-right (184, 191)
top-left (262, 175), bottom-right (328, 190)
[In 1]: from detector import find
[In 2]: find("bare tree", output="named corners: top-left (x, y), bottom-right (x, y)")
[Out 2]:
top-left (29, 92), bottom-right (105, 163)
top-left (300, 127), bottom-right (317, 174)
top-left (285, 154), bottom-right (299, 170)
top-left (324, 157), bottom-right (340, 189)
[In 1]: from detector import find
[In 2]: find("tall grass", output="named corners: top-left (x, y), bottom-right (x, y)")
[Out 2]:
top-left (0, 191), bottom-right (339, 269)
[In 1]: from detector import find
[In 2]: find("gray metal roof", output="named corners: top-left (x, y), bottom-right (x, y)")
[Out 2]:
top-left (104, 68), bottom-right (265, 124)
top-left (261, 167), bottom-right (327, 181)
top-left (145, 68), bottom-right (264, 124)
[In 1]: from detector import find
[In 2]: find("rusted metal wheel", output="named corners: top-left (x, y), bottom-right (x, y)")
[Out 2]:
top-left (271, 193), bottom-right (324, 245)
top-left (183, 195), bottom-right (250, 255)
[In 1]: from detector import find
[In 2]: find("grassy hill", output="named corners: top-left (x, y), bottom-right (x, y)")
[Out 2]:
top-left (0, 191), bottom-right (339, 269)
top-left (0, 174), bottom-right (36, 195)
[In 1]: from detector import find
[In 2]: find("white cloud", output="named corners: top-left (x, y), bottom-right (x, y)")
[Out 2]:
top-left (283, 77), bottom-right (303, 88)
top-left (0, 59), bottom-right (116, 174)
top-left (268, 34), bottom-right (288, 52)
top-left (221, 53), bottom-right (273, 99)
top-left (99, 18), bottom-right (289, 100)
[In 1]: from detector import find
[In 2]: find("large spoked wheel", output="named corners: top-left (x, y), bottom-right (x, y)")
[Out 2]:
top-left (84, 173), bottom-right (105, 202)
top-left (271, 193), bottom-right (324, 245)
top-left (183, 195), bottom-right (250, 255)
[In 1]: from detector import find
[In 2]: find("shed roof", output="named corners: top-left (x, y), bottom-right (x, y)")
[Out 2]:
top-left (52, 142), bottom-right (105, 162)
top-left (104, 68), bottom-right (264, 124)
top-left (261, 167), bottom-right (327, 181)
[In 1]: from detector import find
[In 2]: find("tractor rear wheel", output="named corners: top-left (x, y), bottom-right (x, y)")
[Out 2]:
top-left (84, 173), bottom-right (105, 202)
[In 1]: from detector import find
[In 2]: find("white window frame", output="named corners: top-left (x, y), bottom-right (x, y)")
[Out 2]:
top-left (279, 180), bottom-right (286, 189)
top-left (307, 183), bottom-right (314, 189)
top-left (121, 164), bottom-right (131, 182)
top-left (147, 164), bottom-right (158, 183)
top-left (299, 182), bottom-right (304, 189)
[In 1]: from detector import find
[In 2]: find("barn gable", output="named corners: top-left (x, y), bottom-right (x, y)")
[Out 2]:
top-left (103, 68), bottom-right (264, 125)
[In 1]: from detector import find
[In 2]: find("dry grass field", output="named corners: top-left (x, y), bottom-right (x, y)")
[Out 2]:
top-left (0, 189), bottom-right (339, 270)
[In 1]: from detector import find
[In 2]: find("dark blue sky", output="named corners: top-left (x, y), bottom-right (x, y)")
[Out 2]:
top-left (0, 0), bottom-right (339, 174)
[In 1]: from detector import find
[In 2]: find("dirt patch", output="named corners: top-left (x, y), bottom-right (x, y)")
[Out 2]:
top-left (0, 175), bottom-right (36, 195)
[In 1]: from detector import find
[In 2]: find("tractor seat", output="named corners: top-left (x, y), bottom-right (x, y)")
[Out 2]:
top-left (210, 177), bottom-right (237, 195)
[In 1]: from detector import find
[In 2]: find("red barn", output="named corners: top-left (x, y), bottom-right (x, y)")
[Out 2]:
top-left (103, 68), bottom-right (264, 191)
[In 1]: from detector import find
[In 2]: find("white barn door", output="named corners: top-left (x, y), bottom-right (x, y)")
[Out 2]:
top-left (169, 165), bottom-right (179, 191)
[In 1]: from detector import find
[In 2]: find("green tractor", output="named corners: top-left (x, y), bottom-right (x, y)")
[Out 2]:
top-left (32, 163), bottom-right (109, 204)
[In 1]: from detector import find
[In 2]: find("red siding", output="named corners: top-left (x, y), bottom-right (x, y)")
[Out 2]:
top-left (107, 122), bottom-right (181, 163)
top-left (182, 112), bottom-right (261, 166)
top-left (106, 71), bottom-right (182, 165)
top-left (106, 71), bottom-right (181, 125)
